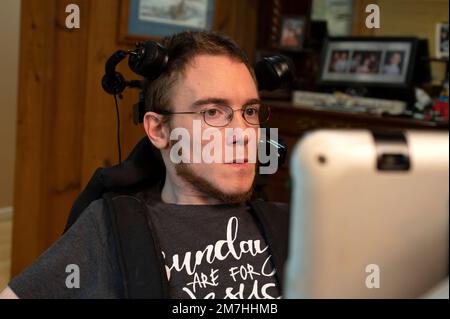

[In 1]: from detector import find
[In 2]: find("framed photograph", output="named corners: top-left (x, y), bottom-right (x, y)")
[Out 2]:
top-left (278, 15), bottom-right (306, 51)
top-left (118, 0), bottom-right (216, 44)
top-left (435, 23), bottom-right (449, 58)
top-left (318, 37), bottom-right (419, 88)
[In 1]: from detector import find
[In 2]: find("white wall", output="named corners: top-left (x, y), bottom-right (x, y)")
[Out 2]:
top-left (0, 0), bottom-right (21, 209)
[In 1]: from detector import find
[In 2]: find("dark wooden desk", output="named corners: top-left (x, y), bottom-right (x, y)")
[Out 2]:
top-left (262, 101), bottom-right (449, 203)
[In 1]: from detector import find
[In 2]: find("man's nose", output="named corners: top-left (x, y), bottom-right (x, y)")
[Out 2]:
top-left (226, 110), bottom-right (251, 146)
top-left (229, 109), bottom-right (249, 130)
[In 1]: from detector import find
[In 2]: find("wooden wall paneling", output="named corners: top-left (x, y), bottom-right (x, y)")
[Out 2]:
top-left (351, 0), bottom-right (377, 36)
top-left (11, 0), bottom-right (90, 276)
top-left (228, 0), bottom-right (259, 63)
top-left (11, 0), bottom-right (56, 277)
top-left (46, 0), bottom-right (90, 246)
top-left (81, 0), bottom-right (127, 185)
top-left (213, 0), bottom-right (259, 63)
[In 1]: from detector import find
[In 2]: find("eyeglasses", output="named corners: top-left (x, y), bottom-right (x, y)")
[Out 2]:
top-left (157, 104), bottom-right (271, 127)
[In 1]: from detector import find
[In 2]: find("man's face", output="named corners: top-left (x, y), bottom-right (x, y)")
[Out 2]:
top-left (165, 54), bottom-right (259, 203)
top-left (391, 53), bottom-right (401, 65)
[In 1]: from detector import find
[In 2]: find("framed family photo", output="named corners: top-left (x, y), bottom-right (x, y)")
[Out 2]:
top-left (318, 37), bottom-right (418, 88)
top-left (118, 0), bottom-right (216, 44)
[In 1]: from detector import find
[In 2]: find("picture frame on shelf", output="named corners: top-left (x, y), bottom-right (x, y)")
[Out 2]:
top-left (318, 37), bottom-right (419, 88)
top-left (278, 15), bottom-right (306, 51)
top-left (435, 22), bottom-right (449, 59)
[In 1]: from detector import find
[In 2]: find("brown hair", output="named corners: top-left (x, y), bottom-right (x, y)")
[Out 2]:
top-left (143, 31), bottom-right (255, 114)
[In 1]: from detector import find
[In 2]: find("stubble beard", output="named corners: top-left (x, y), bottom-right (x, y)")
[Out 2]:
top-left (175, 163), bottom-right (255, 204)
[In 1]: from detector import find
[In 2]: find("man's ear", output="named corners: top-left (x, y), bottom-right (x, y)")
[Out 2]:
top-left (143, 111), bottom-right (170, 149)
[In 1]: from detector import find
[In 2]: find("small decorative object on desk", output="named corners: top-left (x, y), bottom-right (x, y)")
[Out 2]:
top-left (292, 90), bottom-right (407, 115)
top-left (436, 22), bottom-right (449, 59)
top-left (433, 79), bottom-right (449, 120)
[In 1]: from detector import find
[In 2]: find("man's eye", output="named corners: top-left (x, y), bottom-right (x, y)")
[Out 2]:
top-left (245, 107), bottom-right (258, 116)
top-left (204, 107), bottom-right (227, 117)
top-left (206, 108), bottom-right (218, 116)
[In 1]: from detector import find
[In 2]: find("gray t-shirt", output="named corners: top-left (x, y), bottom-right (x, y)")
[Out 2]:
top-left (9, 197), bottom-right (282, 299)
top-left (148, 201), bottom-right (281, 299)
top-left (9, 199), bottom-right (123, 298)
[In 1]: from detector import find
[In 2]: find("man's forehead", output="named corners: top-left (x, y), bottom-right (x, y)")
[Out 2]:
top-left (184, 55), bottom-right (255, 82)
top-left (186, 54), bottom-right (245, 68)
top-left (174, 54), bottom-right (258, 105)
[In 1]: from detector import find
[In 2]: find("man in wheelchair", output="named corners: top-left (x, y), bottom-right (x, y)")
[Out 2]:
top-left (1, 31), bottom-right (289, 299)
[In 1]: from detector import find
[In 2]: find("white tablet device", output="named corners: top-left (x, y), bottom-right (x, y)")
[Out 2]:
top-left (284, 130), bottom-right (449, 298)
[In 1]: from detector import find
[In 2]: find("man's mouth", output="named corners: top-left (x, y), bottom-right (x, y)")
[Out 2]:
top-left (225, 158), bottom-right (249, 164)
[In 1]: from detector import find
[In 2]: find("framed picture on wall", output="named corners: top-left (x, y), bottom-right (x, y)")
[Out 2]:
top-left (435, 22), bottom-right (449, 58)
top-left (278, 15), bottom-right (306, 51)
top-left (118, 0), bottom-right (216, 44)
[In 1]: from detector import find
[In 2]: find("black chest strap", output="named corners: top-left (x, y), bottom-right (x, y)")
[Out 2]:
top-left (248, 199), bottom-right (290, 291)
top-left (104, 192), bottom-right (169, 298)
